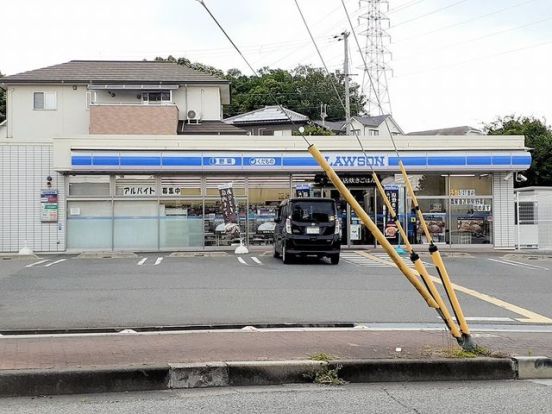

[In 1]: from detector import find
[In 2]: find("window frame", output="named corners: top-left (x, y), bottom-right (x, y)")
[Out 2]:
top-left (33, 91), bottom-right (57, 111)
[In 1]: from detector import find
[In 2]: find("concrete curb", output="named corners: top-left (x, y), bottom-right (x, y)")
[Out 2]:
top-left (0, 357), bottom-right (548, 397)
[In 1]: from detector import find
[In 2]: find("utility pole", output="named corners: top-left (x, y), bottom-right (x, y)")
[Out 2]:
top-left (320, 103), bottom-right (327, 128)
top-left (343, 31), bottom-right (351, 135)
top-left (335, 31), bottom-right (351, 135)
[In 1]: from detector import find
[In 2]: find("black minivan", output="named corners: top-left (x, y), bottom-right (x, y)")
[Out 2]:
top-left (273, 198), bottom-right (341, 264)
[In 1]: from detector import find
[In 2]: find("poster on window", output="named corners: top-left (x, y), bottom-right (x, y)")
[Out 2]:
top-left (420, 213), bottom-right (446, 243)
top-left (457, 217), bottom-right (485, 234)
top-left (384, 185), bottom-right (399, 240)
top-left (295, 184), bottom-right (311, 198)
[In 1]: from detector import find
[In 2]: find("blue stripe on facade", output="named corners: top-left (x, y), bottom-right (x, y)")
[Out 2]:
top-left (512, 155), bottom-right (532, 166)
top-left (283, 157), bottom-right (319, 166)
top-left (388, 157), bottom-right (427, 166)
top-left (162, 156), bottom-right (202, 166)
top-left (120, 156), bottom-right (161, 166)
top-left (203, 157), bottom-right (243, 167)
top-left (93, 156), bottom-right (120, 166)
top-left (428, 156), bottom-right (466, 166)
top-left (467, 156), bottom-right (492, 165)
top-left (492, 156), bottom-right (512, 165)
top-left (72, 156), bottom-right (92, 166)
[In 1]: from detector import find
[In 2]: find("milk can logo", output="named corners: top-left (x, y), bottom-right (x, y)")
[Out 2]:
top-left (325, 155), bottom-right (386, 167)
top-left (249, 157), bottom-right (276, 166)
top-left (208, 157), bottom-right (237, 166)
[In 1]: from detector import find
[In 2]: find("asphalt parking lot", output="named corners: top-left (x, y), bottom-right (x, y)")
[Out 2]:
top-left (0, 250), bottom-right (550, 331)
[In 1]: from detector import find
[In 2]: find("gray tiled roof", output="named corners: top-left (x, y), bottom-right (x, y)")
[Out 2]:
top-left (178, 120), bottom-right (247, 135)
top-left (408, 126), bottom-right (484, 136)
top-left (353, 114), bottom-right (390, 127)
top-left (223, 106), bottom-right (309, 125)
top-left (1, 60), bottom-right (228, 84)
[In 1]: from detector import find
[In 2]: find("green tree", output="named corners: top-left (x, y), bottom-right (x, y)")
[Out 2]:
top-left (292, 124), bottom-right (333, 136)
top-left (485, 115), bottom-right (552, 187)
top-left (0, 70), bottom-right (5, 122)
top-left (152, 56), bottom-right (366, 120)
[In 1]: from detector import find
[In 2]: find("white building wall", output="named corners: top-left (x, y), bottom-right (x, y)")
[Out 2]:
top-left (0, 143), bottom-right (65, 252)
top-left (6, 84), bottom-right (89, 140)
top-left (536, 189), bottom-right (552, 250)
top-left (493, 172), bottom-right (515, 249)
top-left (185, 86), bottom-right (221, 121)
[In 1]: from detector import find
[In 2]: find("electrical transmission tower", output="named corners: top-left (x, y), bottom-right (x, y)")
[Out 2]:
top-left (358, 0), bottom-right (393, 115)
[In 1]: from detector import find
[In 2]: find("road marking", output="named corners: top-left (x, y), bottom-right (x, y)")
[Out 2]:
top-left (527, 379), bottom-right (552, 387)
top-left (154, 257), bottom-right (163, 266)
top-left (237, 257), bottom-right (248, 265)
top-left (447, 317), bottom-right (514, 322)
top-left (488, 258), bottom-right (530, 269)
top-left (355, 251), bottom-right (396, 267)
top-left (251, 257), bottom-right (262, 265)
top-left (428, 275), bottom-right (552, 324)
top-left (137, 258), bottom-right (147, 266)
top-left (370, 254), bottom-right (552, 324)
top-left (25, 260), bottom-right (48, 268)
top-left (500, 258), bottom-right (550, 271)
top-left (44, 259), bottom-right (66, 267)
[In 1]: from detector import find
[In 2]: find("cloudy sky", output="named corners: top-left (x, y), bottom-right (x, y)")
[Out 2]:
top-left (2, 0), bottom-right (551, 132)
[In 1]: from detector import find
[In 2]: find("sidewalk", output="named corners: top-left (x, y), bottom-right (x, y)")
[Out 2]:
top-left (1, 329), bottom-right (551, 371)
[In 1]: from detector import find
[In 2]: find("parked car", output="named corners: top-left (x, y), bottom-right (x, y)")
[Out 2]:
top-left (273, 198), bottom-right (341, 264)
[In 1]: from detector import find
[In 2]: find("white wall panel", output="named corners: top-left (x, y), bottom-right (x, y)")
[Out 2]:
top-left (492, 173), bottom-right (515, 249)
top-left (0, 143), bottom-right (65, 252)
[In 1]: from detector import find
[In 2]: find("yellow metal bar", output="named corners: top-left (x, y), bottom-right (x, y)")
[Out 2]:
top-left (308, 145), bottom-right (438, 309)
top-left (398, 161), bottom-right (471, 337)
top-left (372, 172), bottom-right (462, 339)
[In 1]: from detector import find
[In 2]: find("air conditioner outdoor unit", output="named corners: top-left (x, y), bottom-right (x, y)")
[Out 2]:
top-left (187, 109), bottom-right (201, 124)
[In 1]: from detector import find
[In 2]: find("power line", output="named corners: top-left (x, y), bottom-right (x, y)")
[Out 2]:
top-left (390, 0), bottom-right (470, 29)
top-left (389, 0), bottom-right (428, 14)
top-left (396, 38), bottom-right (552, 78)
top-left (394, 14), bottom-right (552, 62)
top-left (393, 0), bottom-right (540, 44)
top-left (195, 0), bottom-right (313, 146)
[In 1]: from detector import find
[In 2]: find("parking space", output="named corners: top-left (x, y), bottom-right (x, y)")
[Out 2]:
top-left (0, 250), bottom-right (550, 331)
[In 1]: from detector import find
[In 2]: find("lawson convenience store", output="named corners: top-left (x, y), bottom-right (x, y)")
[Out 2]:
top-left (42, 133), bottom-right (531, 252)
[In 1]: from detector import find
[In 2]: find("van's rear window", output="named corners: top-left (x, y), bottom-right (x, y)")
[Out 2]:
top-left (291, 201), bottom-right (335, 223)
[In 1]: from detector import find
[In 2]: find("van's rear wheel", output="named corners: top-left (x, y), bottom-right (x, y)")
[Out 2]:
top-left (282, 244), bottom-right (293, 264)
top-left (330, 254), bottom-right (340, 265)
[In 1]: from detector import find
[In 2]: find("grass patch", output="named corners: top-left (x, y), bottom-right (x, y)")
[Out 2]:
top-left (309, 352), bottom-right (337, 362)
top-left (313, 365), bottom-right (346, 386)
top-left (444, 345), bottom-right (506, 359)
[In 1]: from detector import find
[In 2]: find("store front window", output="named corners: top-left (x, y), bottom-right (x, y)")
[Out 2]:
top-left (160, 200), bottom-right (203, 249)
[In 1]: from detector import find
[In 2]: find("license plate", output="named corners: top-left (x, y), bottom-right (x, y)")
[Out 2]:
top-left (306, 226), bottom-right (319, 235)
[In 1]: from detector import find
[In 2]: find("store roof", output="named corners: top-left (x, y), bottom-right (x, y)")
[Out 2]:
top-left (223, 106), bottom-right (309, 125)
top-left (1, 60), bottom-right (229, 84)
top-left (408, 126), bottom-right (484, 136)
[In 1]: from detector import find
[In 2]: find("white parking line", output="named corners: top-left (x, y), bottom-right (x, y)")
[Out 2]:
top-left (154, 257), bottom-right (163, 266)
top-left (25, 260), bottom-right (48, 268)
top-left (251, 257), bottom-right (262, 265)
top-left (137, 258), bottom-right (147, 266)
top-left (488, 258), bottom-right (547, 270)
top-left (237, 257), bottom-right (248, 265)
top-left (501, 258), bottom-right (549, 271)
top-left (44, 259), bottom-right (66, 267)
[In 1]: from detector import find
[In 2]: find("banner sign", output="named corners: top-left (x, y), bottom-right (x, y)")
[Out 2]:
top-left (218, 183), bottom-right (238, 224)
top-left (384, 185), bottom-right (399, 240)
top-left (295, 184), bottom-right (311, 198)
top-left (41, 189), bottom-right (58, 223)
top-left (314, 174), bottom-right (377, 187)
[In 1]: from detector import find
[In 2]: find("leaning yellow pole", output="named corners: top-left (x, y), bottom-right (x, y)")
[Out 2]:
top-left (308, 145), bottom-right (438, 309)
top-left (371, 172), bottom-right (462, 339)
top-left (399, 161), bottom-right (474, 347)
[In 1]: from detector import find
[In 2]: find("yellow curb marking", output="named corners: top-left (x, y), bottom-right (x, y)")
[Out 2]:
top-left (356, 250), bottom-right (552, 324)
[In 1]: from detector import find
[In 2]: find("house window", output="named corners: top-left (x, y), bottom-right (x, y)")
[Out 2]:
top-left (368, 129), bottom-right (379, 136)
top-left (142, 91), bottom-right (171, 104)
top-left (33, 92), bottom-right (57, 110)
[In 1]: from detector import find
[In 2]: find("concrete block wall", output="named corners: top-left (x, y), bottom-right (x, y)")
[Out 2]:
top-left (89, 105), bottom-right (178, 135)
top-left (0, 143), bottom-right (65, 252)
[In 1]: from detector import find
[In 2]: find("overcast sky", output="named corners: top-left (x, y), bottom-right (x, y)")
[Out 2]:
top-left (2, 0), bottom-right (551, 132)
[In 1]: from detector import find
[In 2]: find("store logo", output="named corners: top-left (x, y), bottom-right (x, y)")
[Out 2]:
top-left (249, 157), bottom-right (276, 166)
top-left (326, 155), bottom-right (386, 167)
top-left (208, 157), bottom-right (237, 166)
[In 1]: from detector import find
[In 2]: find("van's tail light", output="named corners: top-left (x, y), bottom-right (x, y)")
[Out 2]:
top-left (285, 217), bottom-right (292, 234)
top-left (335, 219), bottom-right (341, 235)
